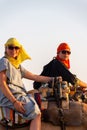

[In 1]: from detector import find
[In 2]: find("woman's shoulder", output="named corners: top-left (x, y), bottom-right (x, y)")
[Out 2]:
top-left (0, 57), bottom-right (9, 63)
top-left (0, 57), bottom-right (9, 70)
top-left (42, 58), bottom-right (56, 71)
top-left (44, 58), bottom-right (58, 66)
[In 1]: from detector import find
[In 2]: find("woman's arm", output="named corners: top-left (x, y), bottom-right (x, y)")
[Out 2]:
top-left (77, 78), bottom-right (87, 88)
top-left (23, 70), bottom-right (53, 83)
top-left (0, 70), bottom-right (17, 103)
top-left (0, 70), bottom-right (25, 113)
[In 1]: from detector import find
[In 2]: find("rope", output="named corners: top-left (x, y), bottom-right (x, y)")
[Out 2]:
top-left (58, 108), bottom-right (66, 130)
top-left (53, 78), bottom-right (66, 130)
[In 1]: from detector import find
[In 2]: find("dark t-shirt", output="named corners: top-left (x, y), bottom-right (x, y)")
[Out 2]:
top-left (33, 58), bottom-right (77, 89)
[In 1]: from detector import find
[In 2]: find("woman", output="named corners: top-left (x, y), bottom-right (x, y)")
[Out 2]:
top-left (0, 38), bottom-right (53, 130)
top-left (33, 42), bottom-right (87, 91)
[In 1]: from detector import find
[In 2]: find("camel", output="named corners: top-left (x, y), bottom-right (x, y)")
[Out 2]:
top-left (1, 80), bottom-right (87, 130)
top-left (0, 100), bottom-right (87, 130)
top-left (0, 124), bottom-right (86, 130)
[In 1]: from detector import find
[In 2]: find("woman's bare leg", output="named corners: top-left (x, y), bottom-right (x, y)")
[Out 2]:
top-left (29, 113), bottom-right (41, 130)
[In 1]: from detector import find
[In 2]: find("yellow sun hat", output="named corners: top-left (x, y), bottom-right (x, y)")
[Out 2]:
top-left (5, 38), bottom-right (31, 68)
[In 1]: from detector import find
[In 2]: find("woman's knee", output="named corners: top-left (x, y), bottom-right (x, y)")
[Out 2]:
top-left (36, 112), bottom-right (41, 119)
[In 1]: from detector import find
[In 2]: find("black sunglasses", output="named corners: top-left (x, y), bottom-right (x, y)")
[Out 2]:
top-left (8, 46), bottom-right (20, 50)
top-left (61, 50), bottom-right (71, 55)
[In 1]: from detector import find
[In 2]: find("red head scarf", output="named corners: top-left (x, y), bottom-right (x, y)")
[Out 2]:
top-left (56, 43), bottom-right (71, 69)
top-left (57, 43), bottom-right (70, 53)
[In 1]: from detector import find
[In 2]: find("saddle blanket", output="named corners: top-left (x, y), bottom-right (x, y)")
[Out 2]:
top-left (0, 106), bottom-right (29, 127)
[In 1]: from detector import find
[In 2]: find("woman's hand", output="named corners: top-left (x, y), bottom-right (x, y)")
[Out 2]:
top-left (13, 100), bottom-right (26, 114)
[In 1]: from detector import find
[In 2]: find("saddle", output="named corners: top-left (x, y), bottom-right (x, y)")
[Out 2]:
top-left (40, 77), bottom-right (83, 126)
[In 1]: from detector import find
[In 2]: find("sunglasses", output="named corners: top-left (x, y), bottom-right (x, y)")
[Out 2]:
top-left (8, 46), bottom-right (20, 50)
top-left (61, 50), bottom-right (71, 55)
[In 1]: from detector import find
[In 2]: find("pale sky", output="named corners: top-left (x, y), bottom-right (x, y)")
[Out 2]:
top-left (0, 0), bottom-right (87, 90)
